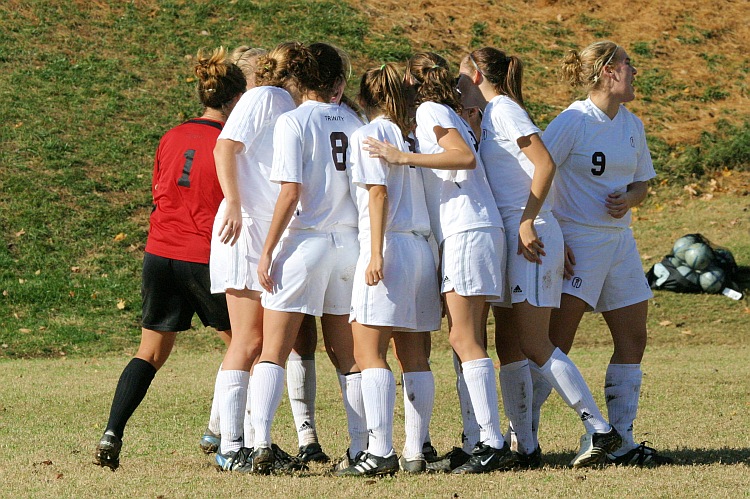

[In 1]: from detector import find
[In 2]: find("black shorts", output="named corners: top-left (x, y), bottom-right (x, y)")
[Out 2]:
top-left (141, 252), bottom-right (231, 332)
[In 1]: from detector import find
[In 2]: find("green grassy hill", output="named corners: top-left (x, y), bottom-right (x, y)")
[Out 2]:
top-left (1, 0), bottom-right (747, 358)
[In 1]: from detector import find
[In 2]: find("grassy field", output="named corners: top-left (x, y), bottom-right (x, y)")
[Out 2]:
top-left (1, 343), bottom-right (748, 497)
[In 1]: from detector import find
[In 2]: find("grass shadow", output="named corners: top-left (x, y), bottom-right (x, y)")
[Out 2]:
top-left (539, 447), bottom-right (750, 468)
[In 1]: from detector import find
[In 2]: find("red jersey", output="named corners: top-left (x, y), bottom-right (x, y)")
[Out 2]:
top-left (145, 118), bottom-right (224, 264)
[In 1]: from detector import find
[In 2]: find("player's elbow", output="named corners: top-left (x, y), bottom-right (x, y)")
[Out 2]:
top-left (456, 152), bottom-right (476, 170)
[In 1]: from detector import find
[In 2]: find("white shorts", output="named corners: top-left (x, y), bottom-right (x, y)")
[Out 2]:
top-left (560, 222), bottom-right (653, 313)
top-left (209, 201), bottom-right (269, 293)
top-left (261, 229), bottom-right (359, 316)
top-left (440, 227), bottom-right (506, 301)
top-left (503, 212), bottom-right (565, 308)
top-left (350, 232), bottom-right (441, 332)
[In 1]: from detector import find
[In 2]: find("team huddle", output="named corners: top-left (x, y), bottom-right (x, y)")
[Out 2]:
top-left (93, 38), bottom-right (673, 477)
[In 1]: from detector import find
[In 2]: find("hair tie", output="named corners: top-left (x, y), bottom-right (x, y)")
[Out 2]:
top-left (431, 64), bottom-right (440, 69)
top-left (380, 64), bottom-right (386, 70)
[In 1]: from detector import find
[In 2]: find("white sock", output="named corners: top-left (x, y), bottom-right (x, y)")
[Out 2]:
top-left (462, 358), bottom-right (504, 450)
top-left (361, 368), bottom-right (395, 458)
top-left (402, 371), bottom-right (434, 459)
top-left (342, 372), bottom-right (368, 457)
top-left (540, 348), bottom-right (609, 434)
top-left (499, 360), bottom-right (534, 454)
top-left (605, 363), bottom-right (642, 455)
top-left (287, 352), bottom-right (318, 447)
top-left (208, 363), bottom-right (223, 435)
top-left (243, 375), bottom-right (253, 445)
top-left (529, 360), bottom-right (553, 449)
top-left (453, 351), bottom-right (479, 453)
top-left (218, 369), bottom-right (249, 454)
top-left (249, 362), bottom-right (285, 449)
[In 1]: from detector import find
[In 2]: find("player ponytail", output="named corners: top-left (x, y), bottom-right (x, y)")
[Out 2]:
top-left (358, 63), bottom-right (411, 136)
top-left (470, 47), bottom-right (530, 119)
top-left (308, 42), bottom-right (349, 102)
top-left (406, 52), bottom-right (462, 114)
top-left (194, 47), bottom-right (246, 110)
top-left (255, 41), bottom-right (318, 100)
top-left (561, 41), bottom-right (620, 91)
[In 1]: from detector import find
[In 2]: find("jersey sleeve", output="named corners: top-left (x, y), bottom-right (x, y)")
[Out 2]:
top-left (350, 125), bottom-right (389, 188)
top-left (542, 108), bottom-right (582, 169)
top-left (220, 88), bottom-right (294, 154)
top-left (416, 102), bottom-right (470, 182)
top-left (493, 99), bottom-right (541, 142)
top-left (270, 113), bottom-right (304, 184)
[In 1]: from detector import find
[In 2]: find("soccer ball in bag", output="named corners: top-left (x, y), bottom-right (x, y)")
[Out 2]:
top-left (683, 242), bottom-right (713, 271)
top-left (676, 265), bottom-right (700, 286)
top-left (673, 235), bottom-right (699, 261)
top-left (699, 266), bottom-right (725, 294)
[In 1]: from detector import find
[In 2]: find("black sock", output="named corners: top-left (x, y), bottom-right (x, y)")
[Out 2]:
top-left (104, 358), bottom-right (157, 439)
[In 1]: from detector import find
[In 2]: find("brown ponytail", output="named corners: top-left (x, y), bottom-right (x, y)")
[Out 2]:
top-left (194, 47), bottom-right (246, 109)
top-left (358, 63), bottom-right (411, 136)
top-left (406, 52), bottom-right (462, 114)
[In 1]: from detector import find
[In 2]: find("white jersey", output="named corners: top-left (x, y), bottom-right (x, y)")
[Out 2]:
top-left (415, 101), bottom-right (503, 243)
top-left (270, 100), bottom-right (361, 231)
top-left (349, 117), bottom-right (431, 238)
top-left (218, 86), bottom-right (295, 220)
top-left (480, 95), bottom-right (554, 216)
top-left (543, 98), bottom-right (655, 229)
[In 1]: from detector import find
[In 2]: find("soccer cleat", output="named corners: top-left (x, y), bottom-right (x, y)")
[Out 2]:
top-left (271, 444), bottom-right (307, 473)
top-left (570, 427), bottom-right (622, 468)
top-left (451, 442), bottom-right (515, 474)
top-left (215, 447), bottom-right (254, 473)
top-left (422, 442), bottom-right (440, 463)
top-left (511, 445), bottom-right (543, 470)
top-left (426, 446), bottom-right (471, 473)
top-left (297, 442), bottom-right (330, 463)
top-left (334, 451), bottom-right (399, 477)
top-left (250, 446), bottom-right (275, 475)
top-left (606, 441), bottom-right (673, 466)
top-left (93, 434), bottom-right (122, 471)
top-left (332, 449), bottom-right (357, 473)
top-left (199, 428), bottom-right (221, 455)
top-left (399, 455), bottom-right (427, 474)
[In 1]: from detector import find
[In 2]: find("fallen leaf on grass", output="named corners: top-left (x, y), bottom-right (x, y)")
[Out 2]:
top-left (681, 330), bottom-right (694, 335)
top-left (71, 266), bottom-right (80, 273)
top-left (56, 473), bottom-right (64, 479)
top-left (113, 232), bottom-right (127, 242)
top-left (19, 328), bottom-right (31, 333)
top-left (659, 320), bottom-right (673, 326)
top-left (116, 299), bottom-right (126, 310)
top-left (34, 269), bottom-right (41, 275)
top-left (15, 229), bottom-right (25, 237)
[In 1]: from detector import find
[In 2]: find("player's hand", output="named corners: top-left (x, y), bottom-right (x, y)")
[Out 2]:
top-left (518, 219), bottom-right (545, 264)
top-left (257, 253), bottom-right (274, 292)
top-left (563, 243), bottom-right (576, 280)
top-left (606, 190), bottom-right (631, 219)
top-left (218, 202), bottom-right (242, 246)
top-left (363, 137), bottom-right (403, 165)
top-left (365, 254), bottom-right (384, 286)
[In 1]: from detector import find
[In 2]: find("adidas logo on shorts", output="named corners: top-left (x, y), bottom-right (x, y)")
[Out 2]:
top-left (512, 285), bottom-right (523, 293)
